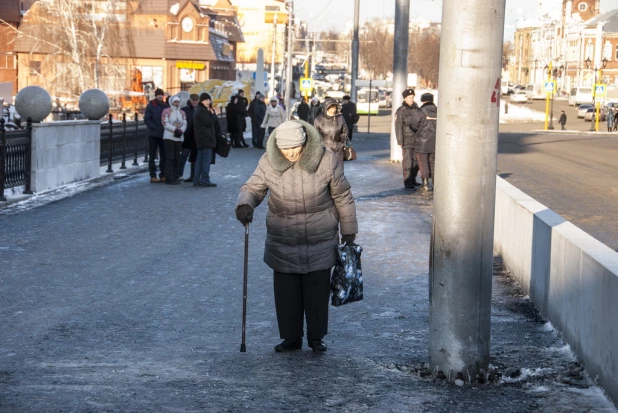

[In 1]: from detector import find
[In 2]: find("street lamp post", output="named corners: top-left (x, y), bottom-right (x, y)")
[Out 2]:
top-left (586, 57), bottom-right (608, 132)
top-left (545, 63), bottom-right (564, 130)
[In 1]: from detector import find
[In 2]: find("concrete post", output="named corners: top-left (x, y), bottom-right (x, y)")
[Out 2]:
top-left (271, 14), bottom-right (278, 98)
top-left (429, 0), bottom-right (506, 382)
top-left (256, 49), bottom-right (265, 95)
top-left (284, 1), bottom-right (294, 119)
top-left (389, 0), bottom-right (409, 162)
top-left (350, 0), bottom-right (360, 103)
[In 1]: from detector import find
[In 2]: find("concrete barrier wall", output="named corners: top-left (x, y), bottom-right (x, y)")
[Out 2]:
top-left (30, 120), bottom-right (101, 193)
top-left (494, 177), bottom-right (618, 404)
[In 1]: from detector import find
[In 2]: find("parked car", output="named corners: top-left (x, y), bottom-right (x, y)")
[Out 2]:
top-left (584, 107), bottom-right (607, 122)
top-left (510, 90), bottom-right (528, 103)
top-left (577, 104), bottom-right (593, 118)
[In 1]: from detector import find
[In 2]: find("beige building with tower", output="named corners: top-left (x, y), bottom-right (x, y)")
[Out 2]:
top-left (232, 0), bottom-right (288, 64)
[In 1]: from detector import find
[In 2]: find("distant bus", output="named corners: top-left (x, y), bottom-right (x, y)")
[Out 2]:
top-left (568, 87), bottom-right (593, 106)
top-left (356, 88), bottom-right (379, 115)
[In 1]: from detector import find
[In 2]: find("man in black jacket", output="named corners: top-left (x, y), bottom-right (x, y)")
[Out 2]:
top-left (144, 88), bottom-right (169, 183)
top-left (394, 88), bottom-right (424, 189)
top-left (297, 97), bottom-right (310, 122)
top-left (340, 95), bottom-right (358, 141)
top-left (193, 93), bottom-right (217, 187)
top-left (415, 93), bottom-right (436, 191)
top-left (180, 94), bottom-right (199, 182)
top-left (248, 92), bottom-right (267, 148)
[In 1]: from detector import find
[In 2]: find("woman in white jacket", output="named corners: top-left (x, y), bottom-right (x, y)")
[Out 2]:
top-left (161, 95), bottom-right (187, 185)
top-left (261, 97), bottom-right (286, 138)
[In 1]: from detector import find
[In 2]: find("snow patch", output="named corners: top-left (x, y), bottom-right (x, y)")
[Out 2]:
top-left (501, 367), bottom-right (554, 383)
top-left (541, 321), bottom-right (554, 332)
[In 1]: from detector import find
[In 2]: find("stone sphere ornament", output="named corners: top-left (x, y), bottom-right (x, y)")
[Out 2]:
top-left (14, 85), bottom-right (53, 122)
top-left (79, 89), bottom-right (110, 120)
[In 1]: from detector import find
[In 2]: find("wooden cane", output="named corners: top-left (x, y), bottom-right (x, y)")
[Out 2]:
top-left (240, 223), bottom-right (249, 352)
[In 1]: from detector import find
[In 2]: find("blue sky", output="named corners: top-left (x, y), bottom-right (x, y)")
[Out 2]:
top-left (295, 0), bottom-right (618, 41)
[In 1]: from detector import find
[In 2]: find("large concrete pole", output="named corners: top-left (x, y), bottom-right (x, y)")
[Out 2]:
top-left (256, 49), bottom-right (265, 95)
top-left (271, 14), bottom-right (278, 99)
top-left (350, 0), bottom-right (360, 103)
top-left (389, 0), bottom-right (409, 162)
top-left (284, 1), bottom-right (294, 118)
top-left (429, 0), bottom-right (506, 382)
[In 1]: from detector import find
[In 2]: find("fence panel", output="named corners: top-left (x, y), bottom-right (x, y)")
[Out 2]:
top-left (1, 119), bottom-right (32, 200)
top-left (100, 119), bottom-right (148, 167)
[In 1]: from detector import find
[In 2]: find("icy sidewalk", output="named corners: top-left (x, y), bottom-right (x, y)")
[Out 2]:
top-left (0, 133), bottom-right (615, 412)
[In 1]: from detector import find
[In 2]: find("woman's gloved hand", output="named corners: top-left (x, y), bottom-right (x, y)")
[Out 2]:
top-left (340, 234), bottom-right (356, 245)
top-left (235, 204), bottom-right (254, 226)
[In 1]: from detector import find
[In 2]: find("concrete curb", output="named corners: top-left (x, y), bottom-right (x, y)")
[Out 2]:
top-left (494, 176), bottom-right (618, 404)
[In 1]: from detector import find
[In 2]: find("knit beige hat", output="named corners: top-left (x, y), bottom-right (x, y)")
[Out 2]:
top-left (275, 121), bottom-right (307, 149)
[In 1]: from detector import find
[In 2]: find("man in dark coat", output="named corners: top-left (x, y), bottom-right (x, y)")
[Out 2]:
top-left (394, 88), bottom-right (425, 189)
top-left (340, 95), bottom-right (358, 141)
top-left (193, 93), bottom-right (217, 187)
top-left (307, 96), bottom-right (322, 125)
top-left (415, 93), bottom-right (436, 191)
top-left (179, 94), bottom-right (199, 182)
top-left (559, 110), bottom-right (567, 131)
top-left (237, 89), bottom-right (249, 134)
top-left (297, 97), bottom-right (310, 122)
top-left (144, 88), bottom-right (169, 183)
top-left (248, 92), bottom-right (267, 148)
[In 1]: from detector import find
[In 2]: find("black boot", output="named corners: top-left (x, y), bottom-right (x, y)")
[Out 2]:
top-left (421, 178), bottom-right (430, 191)
top-left (308, 339), bottom-right (327, 353)
top-left (241, 137), bottom-right (249, 147)
top-left (274, 338), bottom-right (302, 352)
top-left (184, 163), bottom-right (195, 182)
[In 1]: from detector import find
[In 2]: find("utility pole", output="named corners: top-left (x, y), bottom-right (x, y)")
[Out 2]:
top-left (429, 0), bottom-right (506, 383)
top-left (350, 0), bottom-right (360, 103)
top-left (284, 0), bottom-right (294, 119)
top-left (271, 13), bottom-right (278, 99)
top-left (389, 0), bottom-right (409, 162)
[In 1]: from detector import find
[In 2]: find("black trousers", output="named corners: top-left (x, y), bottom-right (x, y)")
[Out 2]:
top-left (163, 140), bottom-right (181, 183)
top-left (347, 125), bottom-right (354, 141)
top-left (148, 137), bottom-right (165, 178)
top-left (402, 147), bottom-right (419, 187)
top-left (415, 152), bottom-right (435, 179)
top-left (273, 269), bottom-right (332, 340)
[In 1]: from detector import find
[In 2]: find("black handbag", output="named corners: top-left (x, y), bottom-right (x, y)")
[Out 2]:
top-left (215, 134), bottom-right (231, 158)
top-left (343, 137), bottom-right (357, 161)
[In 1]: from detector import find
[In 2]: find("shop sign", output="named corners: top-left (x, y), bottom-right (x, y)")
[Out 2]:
top-left (176, 61), bottom-right (205, 70)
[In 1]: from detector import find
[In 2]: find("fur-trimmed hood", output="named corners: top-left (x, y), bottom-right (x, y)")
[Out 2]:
top-left (266, 120), bottom-right (325, 174)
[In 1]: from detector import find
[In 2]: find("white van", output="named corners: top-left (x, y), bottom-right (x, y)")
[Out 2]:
top-left (568, 87), bottom-right (593, 106)
top-left (525, 83), bottom-right (546, 100)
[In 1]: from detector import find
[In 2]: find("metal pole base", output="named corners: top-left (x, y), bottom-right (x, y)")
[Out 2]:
top-left (240, 344), bottom-right (246, 352)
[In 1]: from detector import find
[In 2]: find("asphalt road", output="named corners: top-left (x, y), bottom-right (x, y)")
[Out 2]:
top-left (357, 104), bottom-right (618, 251)
top-left (498, 123), bottom-right (618, 251)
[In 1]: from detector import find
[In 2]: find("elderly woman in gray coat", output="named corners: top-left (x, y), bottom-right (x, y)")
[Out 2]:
top-left (235, 120), bottom-right (358, 353)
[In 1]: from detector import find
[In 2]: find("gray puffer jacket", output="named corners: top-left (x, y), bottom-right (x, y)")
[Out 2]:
top-left (237, 120), bottom-right (358, 274)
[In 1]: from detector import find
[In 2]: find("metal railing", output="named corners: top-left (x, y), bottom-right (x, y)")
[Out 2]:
top-left (0, 118), bottom-right (33, 201)
top-left (100, 114), bottom-right (149, 172)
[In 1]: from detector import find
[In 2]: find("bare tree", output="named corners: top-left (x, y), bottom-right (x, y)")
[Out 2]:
top-left (359, 19), bottom-right (394, 79)
top-left (3, 0), bottom-right (130, 97)
top-left (408, 26), bottom-right (441, 87)
top-left (503, 41), bottom-right (514, 69)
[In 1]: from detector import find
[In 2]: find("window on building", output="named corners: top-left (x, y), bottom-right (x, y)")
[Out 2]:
top-left (0, 54), bottom-right (15, 69)
top-left (578, 2), bottom-right (588, 11)
top-left (29, 61), bottom-right (41, 76)
top-left (100, 65), bottom-right (127, 92)
top-left (615, 44), bottom-right (618, 60)
top-left (604, 42), bottom-right (612, 61)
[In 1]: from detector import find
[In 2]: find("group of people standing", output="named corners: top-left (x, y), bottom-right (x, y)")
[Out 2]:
top-left (394, 88), bottom-right (437, 192)
top-left (144, 89), bottom-right (219, 187)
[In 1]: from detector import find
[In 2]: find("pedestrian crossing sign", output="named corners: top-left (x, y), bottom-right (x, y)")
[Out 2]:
top-left (594, 84), bottom-right (607, 97)
top-left (300, 77), bottom-right (313, 92)
top-left (544, 81), bottom-right (555, 93)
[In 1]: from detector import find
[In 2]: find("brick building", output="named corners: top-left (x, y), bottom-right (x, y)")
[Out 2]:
top-left (12, 0), bottom-right (244, 103)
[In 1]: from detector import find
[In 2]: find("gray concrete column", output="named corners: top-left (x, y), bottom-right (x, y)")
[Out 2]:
top-left (429, 0), bottom-right (506, 382)
top-left (389, 0), bottom-right (409, 162)
top-left (350, 0), bottom-right (360, 103)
